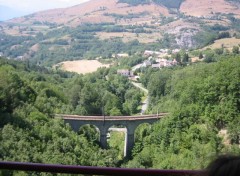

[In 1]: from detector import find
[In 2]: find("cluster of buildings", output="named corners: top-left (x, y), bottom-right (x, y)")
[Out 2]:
top-left (143, 58), bottom-right (178, 68)
top-left (143, 49), bottom-right (180, 57)
top-left (117, 49), bottom-right (180, 77)
top-left (142, 49), bottom-right (179, 69)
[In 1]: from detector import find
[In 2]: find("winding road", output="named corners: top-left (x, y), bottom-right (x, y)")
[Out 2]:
top-left (131, 65), bottom-right (149, 114)
top-left (131, 82), bottom-right (148, 94)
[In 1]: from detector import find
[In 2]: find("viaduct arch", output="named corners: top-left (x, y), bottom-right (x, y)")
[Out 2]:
top-left (56, 114), bottom-right (168, 158)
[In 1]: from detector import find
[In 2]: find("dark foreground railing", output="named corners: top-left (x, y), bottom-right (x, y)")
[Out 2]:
top-left (0, 161), bottom-right (204, 176)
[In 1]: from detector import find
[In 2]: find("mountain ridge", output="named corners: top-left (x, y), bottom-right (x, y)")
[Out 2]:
top-left (7, 0), bottom-right (240, 26)
top-left (8, 0), bottom-right (170, 26)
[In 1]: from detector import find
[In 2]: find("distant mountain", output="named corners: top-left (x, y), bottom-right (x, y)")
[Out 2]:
top-left (7, 0), bottom-right (240, 26)
top-left (8, 0), bottom-right (170, 26)
top-left (0, 5), bottom-right (29, 21)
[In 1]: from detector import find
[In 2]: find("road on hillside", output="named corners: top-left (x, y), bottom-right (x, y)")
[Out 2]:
top-left (131, 82), bottom-right (149, 114)
top-left (141, 97), bottom-right (149, 114)
top-left (131, 62), bottom-right (149, 114)
top-left (131, 82), bottom-right (148, 94)
top-left (132, 63), bottom-right (143, 72)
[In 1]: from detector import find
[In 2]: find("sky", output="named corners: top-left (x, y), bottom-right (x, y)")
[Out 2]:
top-left (0, 0), bottom-right (90, 13)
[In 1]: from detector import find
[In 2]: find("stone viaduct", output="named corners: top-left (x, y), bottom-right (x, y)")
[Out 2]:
top-left (56, 113), bottom-right (168, 158)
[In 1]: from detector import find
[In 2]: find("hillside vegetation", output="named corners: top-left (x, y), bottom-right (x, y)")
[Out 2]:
top-left (0, 59), bottom-right (119, 175)
top-left (1, 23), bottom-right (238, 66)
top-left (125, 55), bottom-right (240, 169)
top-left (1, 55), bottom-right (240, 174)
top-left (0, 56), bottom-right (146, 174)
top-left (0, 57), bottom-right (143, 118)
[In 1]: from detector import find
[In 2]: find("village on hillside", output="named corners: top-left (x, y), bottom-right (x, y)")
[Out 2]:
top-left (117, 49), bottom-right (195, 78)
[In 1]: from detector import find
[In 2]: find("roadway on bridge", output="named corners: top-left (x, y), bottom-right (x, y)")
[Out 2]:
top-left (56, 114), bottom-right (168, 121)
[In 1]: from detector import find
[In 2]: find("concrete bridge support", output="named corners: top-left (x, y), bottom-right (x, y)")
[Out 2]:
top-left (99, 126), bottom-right (108, 149)
top-left (124, 131), bottom-right (135, 158)
top-left (100, 134), bottom-right (108, 149)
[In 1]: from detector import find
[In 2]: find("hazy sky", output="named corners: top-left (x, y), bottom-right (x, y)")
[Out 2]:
top-left (0, 0), bottom-right (90, 13)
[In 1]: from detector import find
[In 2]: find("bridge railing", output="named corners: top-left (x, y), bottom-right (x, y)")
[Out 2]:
top-left (0, 161), bottom-right (204, 176)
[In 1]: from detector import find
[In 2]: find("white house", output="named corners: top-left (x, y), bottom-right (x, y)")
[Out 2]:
top-left (172, 49), bottom-right (180, 54)
top-left (115, 53), bottom-right (129, 58)
top-left (159, 49), bottom-right (169, 53)
top-left (117, 69), bottom-right (134, 77)
top-left (144, 50), bottom-right (161, 56)
top-left (152, 64), bottom-right (161, 68)
top-left (16, 56), bottom-right (24, 60)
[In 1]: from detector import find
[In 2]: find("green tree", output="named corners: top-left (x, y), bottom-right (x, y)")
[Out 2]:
top-left (232, 46), bottom-right (239, 54)
top-left (204, 52), bottom-right (215, 63)
top-left (175, 53), bottom-right (181, 63)
top-left (123, 89), bottom-right (142, 115)
top-left (182, 53), bottom-right (189, 63)
top-left (103, 91), bottom-right (122, 115)
top-left (214, 48), bottom-right (224, 55)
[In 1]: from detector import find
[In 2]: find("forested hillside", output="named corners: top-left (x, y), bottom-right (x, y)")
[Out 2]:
top-left (1, 23), bottom-right (232, 66)
top-left (0, 25), bottom-right (150, 66)
top-left (0, 57), bottom-right (144, 117)
top-left (125, 55), bottom-right (240, 169)
top-left (1, 54), bottom-right (240, 174)
top-left (0, 56), bottom-right (143, 175)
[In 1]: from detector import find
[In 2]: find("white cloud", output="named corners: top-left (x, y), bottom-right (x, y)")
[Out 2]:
top-left (0, 0), bottom-right (89, 13)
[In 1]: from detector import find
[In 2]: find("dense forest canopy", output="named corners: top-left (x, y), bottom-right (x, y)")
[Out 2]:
top-left (0, 57), bottom-right (143, 118)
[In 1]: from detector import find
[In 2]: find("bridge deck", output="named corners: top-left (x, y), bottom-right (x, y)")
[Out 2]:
top-left (56, 113), bottom-right (169, 121)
